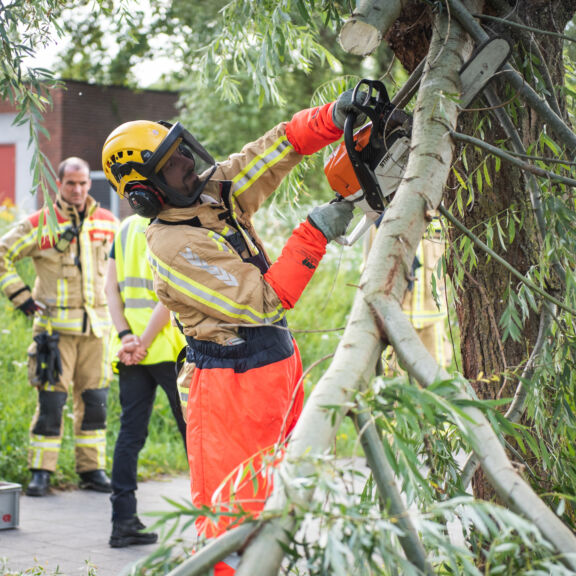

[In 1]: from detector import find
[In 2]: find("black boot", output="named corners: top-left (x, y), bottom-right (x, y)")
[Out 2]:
top-left (109, 516), bottom-right (158, 548)
top-left (79, 469), bottom-right (112, 493)
top-left (26, 469), bottom-right (51, 497)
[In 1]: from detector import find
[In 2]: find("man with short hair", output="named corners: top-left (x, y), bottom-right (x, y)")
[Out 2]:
top-left (0, 156), bottom-right (118, 497)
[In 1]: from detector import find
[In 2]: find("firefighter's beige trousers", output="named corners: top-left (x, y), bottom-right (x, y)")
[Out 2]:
top-left (28, 331), bottom-right (112, 473)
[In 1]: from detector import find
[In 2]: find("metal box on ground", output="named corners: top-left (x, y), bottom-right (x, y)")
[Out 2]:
top-left (0, 482), bottom-right (21, 529)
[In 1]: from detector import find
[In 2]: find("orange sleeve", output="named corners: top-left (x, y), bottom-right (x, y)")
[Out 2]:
top-left (285, 102), bottom-right (343, 155)
top-left (264, 220), bottom-right (327, 310)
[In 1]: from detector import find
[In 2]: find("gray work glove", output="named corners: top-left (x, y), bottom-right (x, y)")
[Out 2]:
top-left (308, 201), bottom-right (355, 242)
top-left (332, 89), bottom-right (368, 130)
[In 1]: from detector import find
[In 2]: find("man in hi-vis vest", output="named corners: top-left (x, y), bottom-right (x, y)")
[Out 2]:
top-left (105, 213), bottom-right (187, 548)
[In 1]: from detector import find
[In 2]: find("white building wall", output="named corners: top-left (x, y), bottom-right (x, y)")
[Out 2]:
top-left (0, 114), bottom-right (38, 216)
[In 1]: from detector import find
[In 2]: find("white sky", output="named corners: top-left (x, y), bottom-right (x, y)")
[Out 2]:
top-left (24, 1), bottom-right (180, 88)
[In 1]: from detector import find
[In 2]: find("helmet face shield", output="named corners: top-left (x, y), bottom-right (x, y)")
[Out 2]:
top-left (102, 120), bottom-right (217, 208)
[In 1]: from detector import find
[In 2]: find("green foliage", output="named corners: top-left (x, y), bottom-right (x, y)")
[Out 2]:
top-left (0, 0), bottom-right (66, 237)
top-left (133, 373), bottom-right (575, 575)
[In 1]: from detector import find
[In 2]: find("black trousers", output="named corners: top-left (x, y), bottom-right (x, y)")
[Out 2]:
top-left (110, 361), bottom-right (187, 521)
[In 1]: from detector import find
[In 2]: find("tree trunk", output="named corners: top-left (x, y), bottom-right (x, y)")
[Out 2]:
top-left (449, 1), bottom-right (576, 502)
top-left (386, 0), bottom-right (576, 503)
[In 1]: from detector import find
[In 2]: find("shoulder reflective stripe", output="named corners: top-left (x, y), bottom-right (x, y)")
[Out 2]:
top-left (7, 227), bottom-right (37, 259)
top-left (231, 136), bottom-right (292, 197)
top-left (180, 247), bottom-right (239, 287)
top-left (149, 253), bottom-right (285, 324)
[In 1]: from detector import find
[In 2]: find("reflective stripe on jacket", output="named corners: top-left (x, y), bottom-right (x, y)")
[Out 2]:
top-left (0, 195), bottom-right (117, 336)
top-left (114, 214), bottom-right (185, 364)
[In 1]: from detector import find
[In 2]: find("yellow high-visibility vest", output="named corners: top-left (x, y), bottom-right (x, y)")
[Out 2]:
top-left (403, 218), bottom-right (446, 329)
top-left (114, 214), bottom-right (185, 364)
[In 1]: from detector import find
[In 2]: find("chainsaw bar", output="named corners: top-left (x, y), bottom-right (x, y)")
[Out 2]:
top-left (459, 37), bottom-right (511, 108)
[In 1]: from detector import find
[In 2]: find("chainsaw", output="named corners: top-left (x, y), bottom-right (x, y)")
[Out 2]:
top-left (324, 37), bottom-right (511, 246)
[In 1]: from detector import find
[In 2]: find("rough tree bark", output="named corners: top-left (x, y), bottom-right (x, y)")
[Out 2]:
top-left (378, 0), bottom-right (576, 503)
top-left (444, 0), bottom-right (576, 501)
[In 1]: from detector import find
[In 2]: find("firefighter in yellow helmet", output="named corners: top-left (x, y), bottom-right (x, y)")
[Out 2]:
top-left (102, 93), bottom-right (360, 575)
top-left (0, 157), bottom-right (118, 496)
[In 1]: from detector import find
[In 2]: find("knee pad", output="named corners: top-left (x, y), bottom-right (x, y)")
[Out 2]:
top-left (81, 388), bottom-right (109, 430)
top-left (32, 390), bottom-right (68, 436)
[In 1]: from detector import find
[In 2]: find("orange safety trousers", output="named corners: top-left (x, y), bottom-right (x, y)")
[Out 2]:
top-left (185, 337), bottom-right (304, 574)
top-left (186, 340), bottom-right (304, 534)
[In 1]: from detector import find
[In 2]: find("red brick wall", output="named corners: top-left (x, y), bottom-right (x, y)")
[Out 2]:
top-left (40, 80), bottom-right (179, 175)
top-left (4, 80), bottom-right (179, 215)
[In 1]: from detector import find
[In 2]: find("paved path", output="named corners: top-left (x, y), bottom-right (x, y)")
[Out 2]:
top-left (0, 475), bottom-right (194, 576)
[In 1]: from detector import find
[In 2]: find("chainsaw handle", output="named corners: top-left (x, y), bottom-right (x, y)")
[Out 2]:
top-left (351, 79), bottom-right (391, 126)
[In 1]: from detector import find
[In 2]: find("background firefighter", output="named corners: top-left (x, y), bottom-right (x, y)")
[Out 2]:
top-left (105, 213), bottom-right (187, 548)
top-left (101, 91), bottom-right (360, 575)
top-left (0, 157), bottom-right (118, 497)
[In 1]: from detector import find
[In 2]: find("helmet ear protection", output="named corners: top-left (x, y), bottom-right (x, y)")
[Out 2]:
top-left (126, 182), bottom-right (165, 219)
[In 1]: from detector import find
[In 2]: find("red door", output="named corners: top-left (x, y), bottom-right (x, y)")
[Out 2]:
top-left (0, 144), bottom-right (16, 206)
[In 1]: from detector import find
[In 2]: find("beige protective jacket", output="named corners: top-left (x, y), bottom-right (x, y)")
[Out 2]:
top-left (0, 194), bottom-right (118, 337)
top-left (146, 121), bottom-right (303, 346)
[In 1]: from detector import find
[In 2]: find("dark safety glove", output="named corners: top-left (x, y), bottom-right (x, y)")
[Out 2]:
top-left (332, 89), bottom-right (368, 130)
top-left (17, 297), bottom-right (40, 317)
top-left (307, 201), bottom-right (355, 242)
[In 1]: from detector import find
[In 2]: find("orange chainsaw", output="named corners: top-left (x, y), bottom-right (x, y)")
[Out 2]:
top-left (324, 38), bottom-right (511, 245)
top-left (324, 78), bottom-right (412, 245)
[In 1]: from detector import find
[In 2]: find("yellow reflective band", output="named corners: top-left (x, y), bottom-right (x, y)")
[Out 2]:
top-left (75, 437), bottom-right (106, 446)
top-left (207, 231), bottom-right (229, 252)
top-left (79, 227), bottom-right (96, 306)
top-left (0, 272), bottom-right (21, 290)
top-left (37, 316), bottom-right (83, 331)
top-left (30, 436), bottom-right (62, 449)
top-left (225, 195), bottom-right (259, 255)
top-left (56, 278), bottom-right (64, 308)
top-left (231, 136), bottom-right (292, 197)
top-left (149, 253), bottom-right (285, 325)
top-left (7, 227), bottom-right (36, 259)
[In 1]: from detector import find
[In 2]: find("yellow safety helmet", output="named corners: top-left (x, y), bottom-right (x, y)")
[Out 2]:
top-left (102, 120), bottom-right (216, 217)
